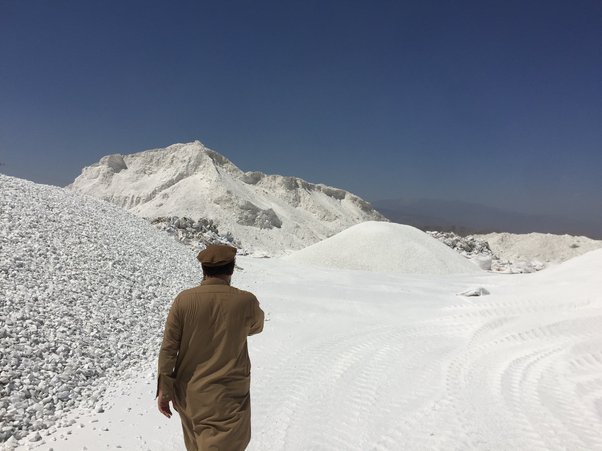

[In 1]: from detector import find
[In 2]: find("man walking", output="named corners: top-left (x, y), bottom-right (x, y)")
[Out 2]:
top-left (156, 244), bottom-right (264, 450)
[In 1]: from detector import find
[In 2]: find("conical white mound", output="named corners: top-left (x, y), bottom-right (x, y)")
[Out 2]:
top-left (285, 221), bottom-right (482, 274)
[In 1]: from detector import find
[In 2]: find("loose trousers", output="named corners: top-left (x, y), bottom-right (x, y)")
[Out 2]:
top-left (176, 386), bottom-right (251, 451)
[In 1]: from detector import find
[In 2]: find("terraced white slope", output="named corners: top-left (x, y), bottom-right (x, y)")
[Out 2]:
top-left (24, 250), bottom-right (602, 450)
top-left (68, 141), bottom-right (385, 255)
top-left (475, 231), bottom-right (602, 264)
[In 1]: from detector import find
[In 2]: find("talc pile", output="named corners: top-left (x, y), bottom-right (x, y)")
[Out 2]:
top-left (285, 221), bottom-right (482, 275)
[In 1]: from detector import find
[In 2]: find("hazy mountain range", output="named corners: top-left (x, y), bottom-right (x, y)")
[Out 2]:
top-left (372, 198), bottom-right (602, 239)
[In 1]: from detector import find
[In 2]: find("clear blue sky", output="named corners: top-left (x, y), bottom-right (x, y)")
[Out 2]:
top-left (1, 0), bottom-right (600, 221)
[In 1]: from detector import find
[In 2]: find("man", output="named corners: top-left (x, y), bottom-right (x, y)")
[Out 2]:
top-left (156, 244), bottom-right (264, 450)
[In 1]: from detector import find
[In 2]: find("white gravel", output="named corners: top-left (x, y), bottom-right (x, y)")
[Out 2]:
top-left (0, 174), bottom-right (200, 443)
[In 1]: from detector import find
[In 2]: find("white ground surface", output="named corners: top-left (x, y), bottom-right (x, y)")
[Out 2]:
top-left (12, 250), bottom-right (602, 451)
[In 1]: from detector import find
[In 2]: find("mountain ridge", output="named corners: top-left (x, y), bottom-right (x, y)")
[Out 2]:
top-left (69, 141), bottom-right (386, 254)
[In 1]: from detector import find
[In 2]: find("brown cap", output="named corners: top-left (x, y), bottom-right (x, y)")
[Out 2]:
top-left (197, 244), bottom-right (237, 267)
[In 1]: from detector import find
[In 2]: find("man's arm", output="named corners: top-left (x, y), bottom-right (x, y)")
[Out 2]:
top-left (249, 294), bottom-right (264, 336)
top-left (156, 295), bottom-right (182, 405)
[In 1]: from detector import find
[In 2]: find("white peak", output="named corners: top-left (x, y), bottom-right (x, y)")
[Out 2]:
top-left (69, 141), bottom-right (387, 255)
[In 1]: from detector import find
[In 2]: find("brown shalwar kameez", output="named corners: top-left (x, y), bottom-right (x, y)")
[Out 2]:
top-left (157, 278), bottom-right (264, 451)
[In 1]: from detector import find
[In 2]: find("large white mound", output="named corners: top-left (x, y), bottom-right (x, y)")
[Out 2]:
top-left (475, 231), bottom-right (602, 264)
top-left (285, 221), bottom-right (482, 274)
top-left (68, 141), bottom-right (385, 255)
top-left (0, 174), bottom-right (200, 442)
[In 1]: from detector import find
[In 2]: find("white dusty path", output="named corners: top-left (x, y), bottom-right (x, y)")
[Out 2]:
top-left (12, 252), bottom-right (602, 451)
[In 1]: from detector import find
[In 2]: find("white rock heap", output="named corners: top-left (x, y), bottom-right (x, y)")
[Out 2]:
top-left (0, 174), bottom-right (201, 443)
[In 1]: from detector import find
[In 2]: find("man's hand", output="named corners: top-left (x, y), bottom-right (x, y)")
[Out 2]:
top-left (157, 389), bottom-right (173, 418)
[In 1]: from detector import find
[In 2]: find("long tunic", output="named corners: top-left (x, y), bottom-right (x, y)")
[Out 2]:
top-left (157, 278), bottom-right (264, 450)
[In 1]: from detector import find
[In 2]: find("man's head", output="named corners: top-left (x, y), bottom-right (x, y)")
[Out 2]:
top-left (197, 244), bottom-right (237, 280)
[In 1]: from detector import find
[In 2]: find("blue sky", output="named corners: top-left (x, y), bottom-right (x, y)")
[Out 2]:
top-left (1, 0), bottom-right (600, 221)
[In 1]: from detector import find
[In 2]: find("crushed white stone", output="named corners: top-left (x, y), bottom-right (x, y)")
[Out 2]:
top-left (0, 174), bottom-right (200, 443)
top-left (475, 231), bottom-right (602, 265)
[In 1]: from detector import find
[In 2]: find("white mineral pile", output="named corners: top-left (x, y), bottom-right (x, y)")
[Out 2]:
top-left (475, 232), bottom-right (602, 268)
top-left (285, 221), bottom-right (482, 274)
top-left (0, 174), bottom-right (200, 444)
top-left (68, 141), bottom-right (386, 255)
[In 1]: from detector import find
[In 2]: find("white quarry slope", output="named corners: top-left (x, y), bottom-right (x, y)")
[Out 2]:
top-left (4, 174), bottom-right (602, 450)
top-left (285, 221), bottom-right (482, 274)
top-left (0, 174), bottom-right (200, 445)
top-left (475, 231), bottom-right (602, 264)
top-left (68, 141), bottom-right (386, 255)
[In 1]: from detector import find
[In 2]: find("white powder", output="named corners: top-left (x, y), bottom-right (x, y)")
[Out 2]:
top-left (285, 221), bottom-right (482, 274)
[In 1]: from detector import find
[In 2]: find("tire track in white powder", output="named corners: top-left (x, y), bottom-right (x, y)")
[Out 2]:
top-left (251, 325), bottom-right (399, 450)
top-left (437, 296), bottom-right (602, 450)
top-left (244, 257), bottom-right (602, 450)
top-left (250, 319), bottom-right (465, 451)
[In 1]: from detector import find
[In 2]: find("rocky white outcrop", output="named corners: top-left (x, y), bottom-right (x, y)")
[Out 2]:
top-left (68, 141), bottom-right (386, 255)
top-left (150, 216), bottom-right (241, 251)
top-left (426, 231), bottom-right (493, 258)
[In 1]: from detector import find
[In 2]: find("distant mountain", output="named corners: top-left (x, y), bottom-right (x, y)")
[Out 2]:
top-left (372, 198), bottom-right (602, 239)
top-left (68, 141), bottom-right (386, 254)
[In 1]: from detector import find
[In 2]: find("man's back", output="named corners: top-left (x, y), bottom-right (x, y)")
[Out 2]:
top-left (157, 273), bottom-right (264, 451)
top-left (166, 279), bottom-right (263, 393)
